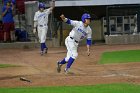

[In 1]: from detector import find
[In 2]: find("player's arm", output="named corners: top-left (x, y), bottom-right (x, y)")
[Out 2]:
top-left (86, 38), bottom-right (92, 56)
top-left (33, 12), bottom-right (38, 34)
top-left (50, 0), bottom-right (55, 11)
top-left (60, 14), bottom-right (78, 27)
top-left (33, 21), bottom-right (37, 34)
top-left (86, 29), bottom-right (92, 56)
top-left (44, 0), bottom-right (55, 13)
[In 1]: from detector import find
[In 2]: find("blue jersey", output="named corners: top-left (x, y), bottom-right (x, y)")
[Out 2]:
top-left (2, 6), bottom-right (14, 23)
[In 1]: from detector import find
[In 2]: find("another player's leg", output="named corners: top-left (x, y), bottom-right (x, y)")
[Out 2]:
top-left (43, 43), bottom-right (48, 54)
top-left (38, 27), bottom-right (44, 56)
top-left (40, 43), bottom-right (48, 56)
top-left (40, 43), bottom-right (47, 56)
top-left (40, 43), bottom-right (44, 56)
top-left (40, 29), bottom-right (46, 56)
top-left (41, 29), bottom-right (48, 55)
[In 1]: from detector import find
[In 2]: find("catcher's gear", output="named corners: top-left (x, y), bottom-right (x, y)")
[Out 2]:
top-left (81, 13), bottom-right (91, 23)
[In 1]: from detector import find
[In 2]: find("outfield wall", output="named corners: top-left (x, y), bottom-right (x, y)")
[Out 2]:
top-left (105, 34), bottom-right (140, 44)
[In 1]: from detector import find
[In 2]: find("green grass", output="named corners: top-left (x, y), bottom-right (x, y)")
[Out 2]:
top-left (0, 64), bottom-right (19, 68)
top-left (0, 83), bottom-right (140, 93)
top-left (99, 50), bottom-right (140, 64)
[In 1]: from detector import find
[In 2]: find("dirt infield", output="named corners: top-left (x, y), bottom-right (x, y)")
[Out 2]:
top-left (0, 44), bottom-right (140, 87)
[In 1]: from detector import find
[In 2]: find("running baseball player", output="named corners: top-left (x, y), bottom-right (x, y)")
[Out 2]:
top-left (57, 13), bottom-right (92, 74)
top-left (33, 1), bottom-right (55, 56)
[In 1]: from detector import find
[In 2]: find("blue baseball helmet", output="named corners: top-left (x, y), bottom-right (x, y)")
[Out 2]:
top-left (81, 13), bottom-right (91, 23)
top-left (39, 3), bottom-right (45, 9)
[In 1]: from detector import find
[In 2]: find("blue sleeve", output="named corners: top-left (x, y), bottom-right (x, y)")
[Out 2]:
top-left (86, 39), bottom-right (92, 46)
top-left (2, 6), bottom-right (6, 13)
top-left (66, 18), bottom-right (71, 24)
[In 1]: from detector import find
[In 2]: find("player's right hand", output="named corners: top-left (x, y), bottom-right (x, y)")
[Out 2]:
top-left (33, 29), bottom-right (36, 34)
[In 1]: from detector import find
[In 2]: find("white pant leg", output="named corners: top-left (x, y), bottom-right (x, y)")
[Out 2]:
top-left (65, 36), bottom-right (78, 61)
top-left (37, 27), bottom-right (41, 43)
top-left (38, 27), bottom-right (48, 43)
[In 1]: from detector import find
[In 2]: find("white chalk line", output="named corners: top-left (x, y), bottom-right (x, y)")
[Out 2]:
top-left (101, 73), bottom-right (140, 78)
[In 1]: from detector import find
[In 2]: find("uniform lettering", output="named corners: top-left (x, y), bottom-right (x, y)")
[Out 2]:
top-left (38, 13), bottom-right (46, 19)
top-left (78, 28), bottom-right (87, 36)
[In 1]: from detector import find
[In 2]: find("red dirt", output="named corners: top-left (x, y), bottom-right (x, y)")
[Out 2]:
top-left (0, 44), bottom-right (140, 88)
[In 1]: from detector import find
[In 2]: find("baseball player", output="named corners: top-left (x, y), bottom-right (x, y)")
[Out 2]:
top-left (33, 1), bottom-right (55, 56)
top-left (57, 13), bottom-right (92, 74)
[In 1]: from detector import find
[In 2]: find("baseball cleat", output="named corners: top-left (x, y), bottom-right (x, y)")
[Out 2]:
top-left (64, 68), bottom-right (69, 74)
top-left (64, 68), bottom-right (74, 74)
top-left (44, 48), bottom-right (48, 54)
top-left (40, 51), bottom-right (44, 56)
top-left (57, 61), bottom-right (62, 73)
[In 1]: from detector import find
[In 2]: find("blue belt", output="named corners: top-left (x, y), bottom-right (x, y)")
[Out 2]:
top-left (70, 37), bottom-right (78, 43)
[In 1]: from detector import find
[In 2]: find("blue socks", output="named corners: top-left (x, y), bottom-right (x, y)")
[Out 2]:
top-left (41, 43), bottom-right (44, 51)
top-left (41, 43), bottom-right (47, 51)
top-left (59, 58), bottom-right (67, 64)
top-left (66, 57), bottom-right (75, 69)
top-left (43, 43), bottom-right (47, 49)
top-left (59, 57), bottom-right (75, 69)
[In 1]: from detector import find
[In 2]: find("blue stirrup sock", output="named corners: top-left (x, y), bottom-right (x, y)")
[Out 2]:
top-left (41, 43), bottom-right (44, 52)
top-left (66, 57), bottom-right (75, 69)
top-left (59, 58), bottom-right (67, 64)
top-left (41, 43), bottom-right (48, 52)
top-left (43, 43), bottom-right (47, 49)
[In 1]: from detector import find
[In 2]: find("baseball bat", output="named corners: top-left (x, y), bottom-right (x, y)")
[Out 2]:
top-left (20, 77), bottom-right (31, 82)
